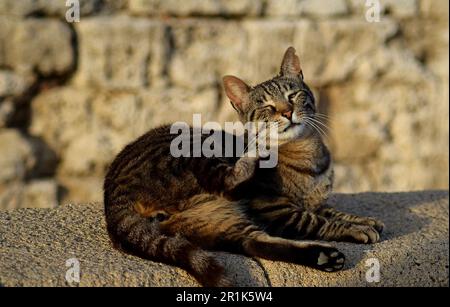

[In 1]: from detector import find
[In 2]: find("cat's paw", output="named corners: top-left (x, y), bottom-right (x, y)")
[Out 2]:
top-left (361, 217), bottom-right (385, 233)
top-left (346, 224), bottom-right (380, 244)
top-left (315, 247), bottom-right (345, 272)
top-left (225, 156), bottom-right (258, 190)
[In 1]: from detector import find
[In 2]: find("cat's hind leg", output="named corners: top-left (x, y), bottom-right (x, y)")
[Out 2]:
top-left (162, 194), bottom-right (345, 273)
top-left (242, 231), bottom-right (345, 272)
top-left (104, 198), bottom-right (230, 287)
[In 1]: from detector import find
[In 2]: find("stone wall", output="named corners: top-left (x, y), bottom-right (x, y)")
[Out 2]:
top-left (0, 0), bottom-right (448, 209)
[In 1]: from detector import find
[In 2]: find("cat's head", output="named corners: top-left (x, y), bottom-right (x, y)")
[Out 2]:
top-left (223, 47), bottom-right (317, 143)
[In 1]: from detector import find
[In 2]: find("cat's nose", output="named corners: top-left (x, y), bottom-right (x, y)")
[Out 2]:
top-left (282, 110), bottom-right (292, 120)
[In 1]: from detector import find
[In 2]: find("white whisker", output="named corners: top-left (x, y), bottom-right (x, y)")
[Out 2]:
top-left (314, 113), bottom-right (333, 122)
top-left (303, 118), bottom-right (328, 140)
top-left (307, 117), bottom-right (330, 131)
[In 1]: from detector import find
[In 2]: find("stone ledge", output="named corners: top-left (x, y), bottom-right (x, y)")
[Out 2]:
top-left (0, 191), bottom-right (448, 287)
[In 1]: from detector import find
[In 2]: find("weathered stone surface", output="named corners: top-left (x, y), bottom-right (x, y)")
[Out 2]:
top-left (0, 129), bottom-right (57, 209)
top-left (128, 0), bottom-right (263, 17)
top-left (301, 0), bottom-right (349, 17)
top-left (138, 87), bottom-right (219, 125)
top-left (332, 163), bottom-right (373, 193)
top-left (349, 0), bottom-right (419, 18)
top-left (0, 191), bottom-right (447, 286)
top-left (420, 0), bottom-right (449, 19)
top-left (0, 130), bottom-right (36, 184)
top-left (21, 179), bottom-right (58, 209)
top-left (241, 21), bottom-right (298, 81)
top-left (0, 17), bottom-right (18, 67)
top-left (30, 87), bottom-right (93, 152)
top-left (0, 100), bottom-right (14, 128)
top-left (0, 17), bottom-right (74, 76)
top-left (383, 0), bottom-right (419, 17)
top-left (294, 18), bottom-right (399, 85)
top-left (266, 0), bottom-right (348, 17)
top-left (30, 85), bottom-right (219, 178)
top-left (74, 16), bottom-right (167, 90)
top-left (0, 179), bottom-right (58, 210)
top-left (0, 0), bottom-right (124, 17)
top-left (58, 176), bottom-right (104, 204)
top-left (265, 0), bottom-right (304, 16)
top-left (325, 66), bottom-right (447, 192)
top-left (168, 20), bottom-right (246, 89)
top-left (330, 109), bottom-right (387, 162)
top-left (0, 70), bottom-right (32, 98)
top-left (169, 20), bottom-right (300, 89)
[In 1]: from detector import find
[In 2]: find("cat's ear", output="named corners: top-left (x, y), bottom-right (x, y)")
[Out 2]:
top-left (280, 46), bottom-right (303, 79)
top-left (222, 75), bottom-right (251, 114)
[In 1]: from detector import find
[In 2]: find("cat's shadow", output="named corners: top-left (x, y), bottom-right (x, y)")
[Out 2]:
top-left (330, 190), bottom-right (449, 276)
top-left (329, 190), bottom-right (448, 240)
top-left (328, 190), bottom-right (448, 277)
top-left (217, 190), bottom-right (448, 286)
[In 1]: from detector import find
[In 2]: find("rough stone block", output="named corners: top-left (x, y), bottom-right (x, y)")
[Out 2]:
top-left (0, 179), bottom-right (58, 210)
top-left (128, 0), bottom-right (263, 17)
top-left (30, 87), bottom-right (93, 152)
top-left (0, 0), bottom-right (122, 17)
top-left (420, 0), bottom-right (449, 19)
top-left (1, 18), bottom-right (74, 76)
top-left (74, 16), bottom-right (167, 90)
top-left (0, 129), bottom-right (36, 184)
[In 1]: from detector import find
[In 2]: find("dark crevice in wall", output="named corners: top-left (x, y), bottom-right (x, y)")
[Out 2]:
top-left (149, 13), bottom-right (256, 21)
top-left (24, 10), bottom-right (47, 18)
top-left (3, 16), bottom-right (80, 205)
top-left (57, 182), bottom-right (69, 204)
top-left (215, 79), bottom-right (224, 113)
top-left (8, 69), bottom-right (75, 131)
top-left (24, 0), bottom-right (106, 19)
top-left (260, 0), bottom-right (269, 17)
top-left (67, 20), bottom-right (80, 81)
top-left (162, 25), bottom-right (176, 87)
top-left (385, 24), bottom-right (403, 46)
top-left (7, 18), bottom-right (79, 130)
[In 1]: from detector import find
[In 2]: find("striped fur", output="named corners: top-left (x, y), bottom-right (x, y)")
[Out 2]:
top-left (104, 47), bottom-right (383, 286)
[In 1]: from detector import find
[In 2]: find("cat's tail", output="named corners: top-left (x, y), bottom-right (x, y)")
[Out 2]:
top-left (104, 199), bottom-right (230, 287)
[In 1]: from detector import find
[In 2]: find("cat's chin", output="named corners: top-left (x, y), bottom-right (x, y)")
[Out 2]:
top-left (277, 123), bottom-right (306, 143)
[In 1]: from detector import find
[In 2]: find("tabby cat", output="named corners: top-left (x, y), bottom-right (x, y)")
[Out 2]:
top-left (103, 47), bottom-right (384, 286)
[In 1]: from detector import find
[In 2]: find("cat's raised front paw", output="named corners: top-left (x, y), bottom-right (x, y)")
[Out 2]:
top-left (225, 156), bottom-right (258, 190)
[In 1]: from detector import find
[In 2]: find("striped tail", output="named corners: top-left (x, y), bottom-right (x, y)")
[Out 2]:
top-left (104, 199), bottom-right (230, 287)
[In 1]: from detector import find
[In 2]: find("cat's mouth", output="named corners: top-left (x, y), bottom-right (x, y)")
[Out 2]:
top-left (278, 123), bottom-right (305, 141)
top-left (282, 123), bottom-right (302, 133)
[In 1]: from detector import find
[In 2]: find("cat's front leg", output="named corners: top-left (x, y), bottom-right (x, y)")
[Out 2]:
top-left (316, 204), bottom-right (384, 233)
top-left (250, 200), bottom-right (382, 244)
top-left (312, 204), bottom-right (383, 243)
top-left (317, 220), bottom-right (381, 244)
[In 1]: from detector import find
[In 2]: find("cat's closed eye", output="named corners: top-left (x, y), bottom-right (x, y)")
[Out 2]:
top-left (287, 92), bottom-right (299, 103)
top-left (254, 106), bottom-right (276, 120)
